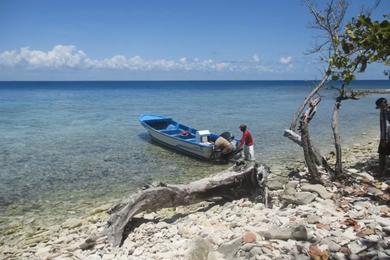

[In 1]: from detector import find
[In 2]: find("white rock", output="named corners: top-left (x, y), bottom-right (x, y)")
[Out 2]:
top-left (275, 216), bottom-right (290, 226)
top-left (353, 171), bottom-right (374, 181)
top-left (348, 241), bottom-right (364, 254)
top-left (275, 240), bottom-right (296, 251)
top-left (143, 212), bottom-right (157, 219)
top-left (36, 246), bottom-right (51, 259)
top-left (306, 214), bottom-right (320, 224)
top-left (253, 204), bottom-right (265, 210)
top-left (333, 252), bottom-right (347, 260)
top-left (342, 227), bottom-right (357, 240)
top-left (256, 255), bottom-right (273, 260)
top-left (300, 183), bottom-right (333, 199)
top-left (85, 254), bottom-right (101, 260)
top-left (272, 249), bottom-right (281, 258)
top-left (346, 168), bottom-right (358, 174)
top-left (375, 216), bottom-right (390, 227)
top-left (208, 250), bottom-right (227, 260)
top-left (322, 237), bottom-right (341, 252)
top-left (156, 222), bottom-right (169, 229)
top-left (102, 254), bottom-right (115, 260)
top-left (132, 246), bottom-right (144, 256)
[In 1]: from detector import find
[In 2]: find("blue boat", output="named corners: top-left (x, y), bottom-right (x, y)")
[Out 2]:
top-left (139, 114), bottom-right (238, 160)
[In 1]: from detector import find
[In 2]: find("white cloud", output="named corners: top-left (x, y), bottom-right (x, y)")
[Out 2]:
top-left (256, 64), bottom-right (274, 73)
top-left (0, 45), bottom-right (285, 74)
top-left (0, 45), bottom-right (86, 68)
top-left (280, 56), bottom-right (292, 64)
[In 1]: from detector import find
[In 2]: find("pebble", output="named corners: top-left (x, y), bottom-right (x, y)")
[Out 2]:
top-left (249, 246), bottom-right (262, 256)
top-left (322, 237), bottom-right (341, 252)
top-left (307, 214), bottom-right (320, 224)
top-left (242, 231), bottom-right (256, 243)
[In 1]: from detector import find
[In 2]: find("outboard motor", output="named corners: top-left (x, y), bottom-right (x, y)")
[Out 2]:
top-left (220, 131), bottom-right (234, 141)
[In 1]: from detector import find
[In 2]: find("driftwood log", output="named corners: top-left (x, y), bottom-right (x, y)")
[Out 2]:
top-left (104, 162), bottom-right (269, 247)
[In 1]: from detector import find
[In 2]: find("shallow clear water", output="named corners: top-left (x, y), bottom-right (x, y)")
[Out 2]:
top-left (0, 80), bottom-right (389, 225)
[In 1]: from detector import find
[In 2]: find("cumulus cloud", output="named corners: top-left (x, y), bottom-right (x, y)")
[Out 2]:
top-left (0, 45), bottom-right (280, 74)
top-left (280, 56), bottom-right (292, 64)
top-left (0, 45), bottom-right (86, 68)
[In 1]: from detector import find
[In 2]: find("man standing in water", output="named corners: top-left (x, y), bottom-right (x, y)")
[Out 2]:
top-left (238, 124), bottom-right (255, 161)
top-left (376, 97), bottom-right (390, 177)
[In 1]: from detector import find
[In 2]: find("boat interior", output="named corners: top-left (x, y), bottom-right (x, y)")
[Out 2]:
top-left (143, 118), bottom-right (218, 143)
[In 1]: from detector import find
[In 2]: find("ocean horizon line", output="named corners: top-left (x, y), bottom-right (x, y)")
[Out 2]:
top-left (0, 79), bottom-right (389, 83)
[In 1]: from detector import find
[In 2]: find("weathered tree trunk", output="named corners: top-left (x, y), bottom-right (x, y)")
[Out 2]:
top-left (283, 129), bottom-right (333, 173)
top-left (105, 162), bottom-right (269, 247)
top-left (299, 119), bottom-right (322, 183)
top-left (328, 87), bottom-right (390, 178)
top-left (298, 97), bottom-right (323, 183)
top-left (332, 99), bottom-right (343, 176)
top-left (286, 71), bottom-right (334, 177)
top-left (290, 70), bottom-right (330, 131)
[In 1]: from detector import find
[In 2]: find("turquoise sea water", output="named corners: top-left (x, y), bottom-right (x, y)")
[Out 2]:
top-left (0, 80), bottom-right (389, 225)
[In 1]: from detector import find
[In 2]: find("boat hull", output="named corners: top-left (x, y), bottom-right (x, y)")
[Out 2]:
top-left (139, 115), bottom-right (215, 160)
top-left (147, 128), bottom-right (214, 159)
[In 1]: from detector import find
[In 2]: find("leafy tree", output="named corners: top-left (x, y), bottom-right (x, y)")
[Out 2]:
top-left (286, 0), bottom-right (390, 182)
top-left (331, 13), bottom-right (390, 82)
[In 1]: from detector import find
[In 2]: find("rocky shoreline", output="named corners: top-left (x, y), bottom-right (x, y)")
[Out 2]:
top-left (1, 140), bottom-right (390, 260)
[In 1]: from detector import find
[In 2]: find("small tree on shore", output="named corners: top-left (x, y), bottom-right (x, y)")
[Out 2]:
top-left (285, 0), bottom-right (390, 183)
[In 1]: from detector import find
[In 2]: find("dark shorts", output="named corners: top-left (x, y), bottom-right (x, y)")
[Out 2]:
top-left (378, 141), bottom-right (390, 155)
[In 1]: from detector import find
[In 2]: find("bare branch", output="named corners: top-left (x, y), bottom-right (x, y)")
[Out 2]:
top-left (362, 0), bottom-right (381, 17)
top-left (305, 40), bottom-right (331, 55)
top-left (290, 67), bottom-right (331, 131)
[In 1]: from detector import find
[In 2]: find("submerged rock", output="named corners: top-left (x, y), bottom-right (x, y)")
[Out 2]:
top-left (61, 218), bottom-right (83, 229)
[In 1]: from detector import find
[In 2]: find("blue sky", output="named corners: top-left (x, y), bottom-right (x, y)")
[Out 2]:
top-left (0, 0), bottom-right (388, 80)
